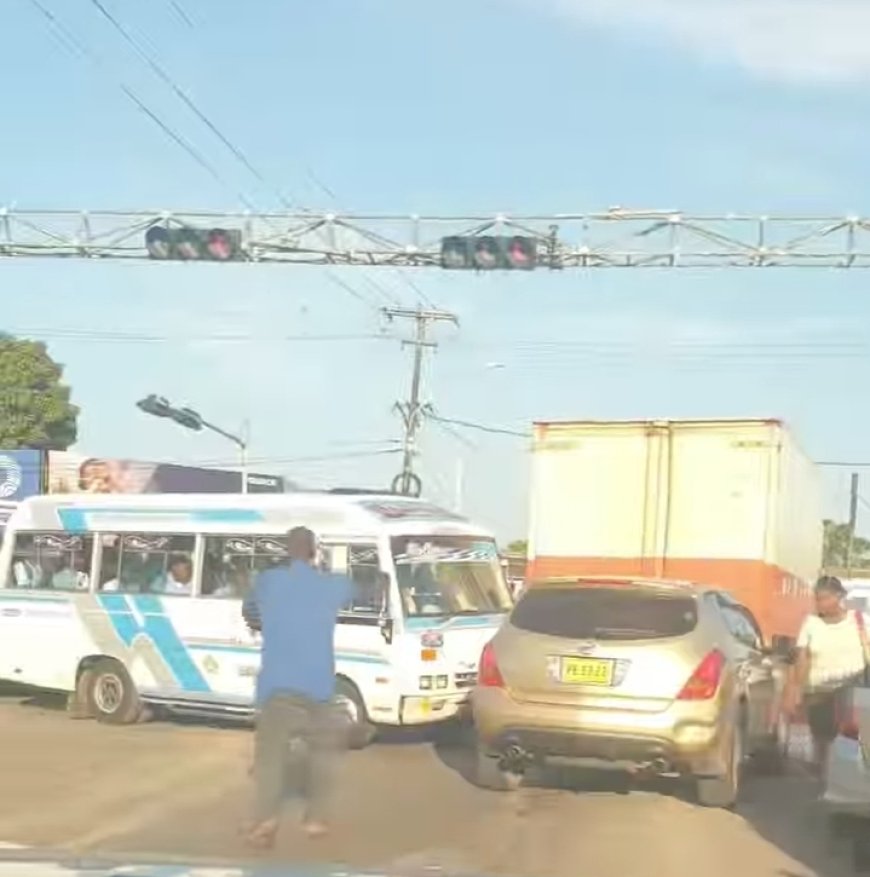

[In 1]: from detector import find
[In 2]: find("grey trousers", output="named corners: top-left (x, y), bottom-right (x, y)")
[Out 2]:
top-left (252, 692), bottom-right (340, 825)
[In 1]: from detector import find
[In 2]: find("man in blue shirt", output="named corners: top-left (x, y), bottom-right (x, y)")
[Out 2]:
top-left (242, 526), bottom-right (352, 848)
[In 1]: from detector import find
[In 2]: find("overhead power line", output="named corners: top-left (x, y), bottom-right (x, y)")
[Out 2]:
top-left (2, 327), bottom-right (397, 344)
top-left (25, 0), bottom-right (258, 210)
top-left (428, 413), bottom-right (530, 438)
top-left (87, 0), bottom-right (295, 209)
top-left (5, 210), bottom-right (870, 266)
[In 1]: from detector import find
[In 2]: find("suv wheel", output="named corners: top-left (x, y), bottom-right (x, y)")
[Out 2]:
top-left (474, 745), bottom-right (523, 792)
top-left (697, 723), bottom-right (743, 809)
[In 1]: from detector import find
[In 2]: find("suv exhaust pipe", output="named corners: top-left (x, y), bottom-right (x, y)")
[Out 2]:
top-left (498, 742), bottom-right (531, 773)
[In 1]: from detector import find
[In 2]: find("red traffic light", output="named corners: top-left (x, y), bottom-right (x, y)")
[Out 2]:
top-left (205, 229), bottom-right (236, 261)
top-left (505, 236), bottom-right (536, 269)
top-left (144, 226), bottom-right (243, 261)
top-left (439, 234), bottom-right (538, 270)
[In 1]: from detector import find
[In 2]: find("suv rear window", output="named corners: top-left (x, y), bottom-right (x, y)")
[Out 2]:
top-left (510, 586), bottom-right (698, 640)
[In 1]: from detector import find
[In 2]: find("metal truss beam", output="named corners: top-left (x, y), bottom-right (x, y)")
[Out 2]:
top-left (2, 208), bottom-right (870, 267)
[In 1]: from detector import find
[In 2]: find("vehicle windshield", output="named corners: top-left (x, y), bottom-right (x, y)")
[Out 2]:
top-left (391, 535), bottom-right (512, 618)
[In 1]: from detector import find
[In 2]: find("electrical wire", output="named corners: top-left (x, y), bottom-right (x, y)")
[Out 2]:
top-left (25, 0), bottom-right (257, 210)
top-left (87, 0), bottom-right (297, 210)
top-left (0, 447), bottom-right (403, 478)
top-left (1, 327), bottom-right (398, 344)
top-left (427, 413), bottom-right (530, 438)
top-left (166, 0), bottom-right (194, 29)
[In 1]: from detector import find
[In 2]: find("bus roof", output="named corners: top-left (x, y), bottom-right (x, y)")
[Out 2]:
top-left (5, 492), bottom-right (492, 539)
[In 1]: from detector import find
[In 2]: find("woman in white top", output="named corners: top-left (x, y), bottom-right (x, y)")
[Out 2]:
top-left (786, 576), bottom-right (870, 775)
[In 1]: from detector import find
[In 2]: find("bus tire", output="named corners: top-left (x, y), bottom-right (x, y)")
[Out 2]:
top-left (85, 658), bottom-right (142, 725)
top-left (335, 678), bottom-right (375, 750)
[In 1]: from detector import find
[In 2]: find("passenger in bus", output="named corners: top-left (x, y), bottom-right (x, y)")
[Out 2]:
top-left (151, 554), bottom-right (193, 596)
top-left (49, 555), bottom-right (89, 591)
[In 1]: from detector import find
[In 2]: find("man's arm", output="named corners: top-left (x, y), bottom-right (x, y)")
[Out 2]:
top-left (784, 619), bottom-right (812, 715)
top-left (242, 576), bottom-right (262, 632)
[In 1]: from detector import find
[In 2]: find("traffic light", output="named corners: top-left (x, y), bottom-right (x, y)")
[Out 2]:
top-left (440, 235), bottom-right (537, 270)
top-left (145, 225), bottom-right (243, 261)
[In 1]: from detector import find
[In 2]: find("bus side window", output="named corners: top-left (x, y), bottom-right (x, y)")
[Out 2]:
top-left (98, 533), bottom-right (195, 595)
top-left (342, 545), bottom-right (383, 616)
top-left (201, 535), bottom-right (287, 598)
top-left (7, 533), bottom-right (92, 591)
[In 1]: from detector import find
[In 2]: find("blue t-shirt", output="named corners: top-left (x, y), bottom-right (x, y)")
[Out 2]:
top-left (243, 561), bottom-right (352, 705)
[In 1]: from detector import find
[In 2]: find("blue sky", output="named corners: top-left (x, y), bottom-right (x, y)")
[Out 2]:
top-left (2, 0), bottom-right (870, 540)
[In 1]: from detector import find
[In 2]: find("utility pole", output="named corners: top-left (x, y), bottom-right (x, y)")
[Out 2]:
top-left (383, 307), bottom-right (459, 497)
top-left (846, 472), bottom-right (860, 576)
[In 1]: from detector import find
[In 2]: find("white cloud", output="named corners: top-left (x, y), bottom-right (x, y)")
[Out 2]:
top-left (538, 0), bottom-right (870, 83)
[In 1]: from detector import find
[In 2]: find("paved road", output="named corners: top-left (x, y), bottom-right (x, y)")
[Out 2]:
top-left (0, 688), bottom-right (860, 876)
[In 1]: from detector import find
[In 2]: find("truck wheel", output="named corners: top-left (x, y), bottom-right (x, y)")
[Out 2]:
top-left (474, 745), bottom-right (523, 792)
top-left (335, 679), bottom-right (375, 750)
top-left (697, 723), bottom-right (743, 809)
top-left (85, 658), bottom-right (142, 725)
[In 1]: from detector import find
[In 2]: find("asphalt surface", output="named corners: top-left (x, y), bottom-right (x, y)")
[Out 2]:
top-left (0, 686), bottom-right (862, 877)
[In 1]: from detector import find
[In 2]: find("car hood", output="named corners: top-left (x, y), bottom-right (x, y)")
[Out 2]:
top-left (0, 849), bottom-right (490, 877)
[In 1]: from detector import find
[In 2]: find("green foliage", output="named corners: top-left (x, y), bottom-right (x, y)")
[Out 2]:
top-left (823, 519), bottom-right (870, 570)
top-left (505, 539), bottom-right (527, 556)
top-left (0, 336), bottom-right (78, 450)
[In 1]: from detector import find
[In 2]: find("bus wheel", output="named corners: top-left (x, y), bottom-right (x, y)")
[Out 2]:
top-left (335, 679), bottom-right (375, 750)
top-left (86, 658), bottom-right (142, 725)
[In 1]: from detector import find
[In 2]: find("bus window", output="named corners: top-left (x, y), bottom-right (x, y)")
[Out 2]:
top-left (343, 544), bottom-right (383, 616)
top-left (7, 533), bottom-right (92, 591)
top-left (99, 533), bottom-right (195, 595)
top-left (201, 535), bottom-right (287, 598)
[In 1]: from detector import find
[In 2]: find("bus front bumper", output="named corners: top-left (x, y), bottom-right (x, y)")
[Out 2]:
top-left (400, 692), bottom-right (471, 725)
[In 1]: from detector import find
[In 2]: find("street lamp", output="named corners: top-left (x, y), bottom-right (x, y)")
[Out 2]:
top-left (136, 394), bottom-right (250, 494)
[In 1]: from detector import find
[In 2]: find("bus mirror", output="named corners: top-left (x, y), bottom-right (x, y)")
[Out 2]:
top-left (379, 616), bottom-right (394, 645)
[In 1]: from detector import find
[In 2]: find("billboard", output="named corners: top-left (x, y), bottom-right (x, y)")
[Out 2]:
top-left (46, 452), bottom-right (284, 495)
top-left (0, 450), bottom-right (44, 501)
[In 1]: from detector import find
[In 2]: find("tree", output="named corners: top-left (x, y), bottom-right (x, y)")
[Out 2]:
top-left (505, 539), bottom-right (527, 556)
top-left (0, 336), bottom-right (78, 450)
top-left (822, 519), bottom-right (870, 570)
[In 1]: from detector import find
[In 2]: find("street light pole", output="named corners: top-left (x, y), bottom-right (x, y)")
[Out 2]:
top-left (199, 418), bottom-right (248, 494)
top-left (136, 394), bottom-right (250, 494)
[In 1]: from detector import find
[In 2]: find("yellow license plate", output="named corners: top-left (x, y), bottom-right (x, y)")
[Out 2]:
top-left (560, 657), bottom-right (614, 686)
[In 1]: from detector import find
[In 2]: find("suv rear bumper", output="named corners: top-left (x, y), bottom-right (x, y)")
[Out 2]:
top-left (473, 688), bottom-right (730, 777)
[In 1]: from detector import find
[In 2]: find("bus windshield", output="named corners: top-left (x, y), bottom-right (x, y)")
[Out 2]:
top-left (391, 535), bottom-right (512, 618)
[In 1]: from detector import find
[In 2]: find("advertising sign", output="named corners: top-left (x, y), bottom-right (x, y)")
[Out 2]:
top-left (47, 452), bottom-right (284, 495)
top-left (0, 449), bottom-right (44, 501)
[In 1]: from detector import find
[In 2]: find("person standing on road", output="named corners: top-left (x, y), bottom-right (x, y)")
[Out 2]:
top-left (241, 526), bottom-right (351, 848)
top-left (785, 576), bottom-right (870, 778)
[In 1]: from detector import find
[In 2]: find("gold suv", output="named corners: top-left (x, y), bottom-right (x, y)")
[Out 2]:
top-left (471, 577), bottom-right (784, 807)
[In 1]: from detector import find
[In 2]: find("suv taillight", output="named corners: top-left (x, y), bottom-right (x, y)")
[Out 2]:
top-left (677, 649), bottom-right (725, 700)
top-left (478, 641), bottom-right (504, 688)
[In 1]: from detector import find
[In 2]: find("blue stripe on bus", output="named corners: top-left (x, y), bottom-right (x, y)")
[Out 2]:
top-left (404, 614), bottom-right (504, 631)
top-left (97, 593), bottom-right (211, 693)
top-left (57, 507), bottom-right (264, 532)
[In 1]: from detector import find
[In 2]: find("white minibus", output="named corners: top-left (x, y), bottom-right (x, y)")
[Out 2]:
top-left (0, 492), bottom-right (512, 745)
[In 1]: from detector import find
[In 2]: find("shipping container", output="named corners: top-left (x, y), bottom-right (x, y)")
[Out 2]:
top-left (527, 418), bottom-right (822, 642)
